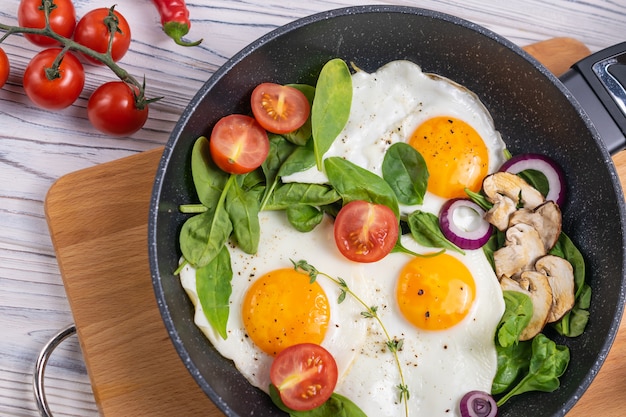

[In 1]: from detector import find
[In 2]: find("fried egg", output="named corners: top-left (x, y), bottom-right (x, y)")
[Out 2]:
top-left (180, 60), bottom-right (508, 416)
top-left (283, 59), bottom-right (507, 215)
top-left (180, 211), bottom-right (370, 392)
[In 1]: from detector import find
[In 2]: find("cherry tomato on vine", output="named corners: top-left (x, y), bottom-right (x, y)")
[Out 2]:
top-left (333, 200), bottom-right (399, 263)
top-left (0, 48), bottom-right (9, 88)
top-left (23, 48), bottom-right (84, 110)
top-left (87, 81), bottom-right (149, 136)
top-left (18, 0), bottom-right (76, 46)
top-left (251, 83), bottom-right (311, 134)
top-left (270, 343), bottom-right (338, 411)
top-left (74, 7), bottom-right (131, 65)
top-left (209, 114), bottom-right (270, 174)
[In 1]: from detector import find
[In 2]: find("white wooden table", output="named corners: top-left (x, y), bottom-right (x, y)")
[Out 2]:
top-left (1, 0), bottom-right (625, 416)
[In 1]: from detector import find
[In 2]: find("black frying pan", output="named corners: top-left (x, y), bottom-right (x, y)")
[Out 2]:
top-left (148, 6), bottom-right (626, 417)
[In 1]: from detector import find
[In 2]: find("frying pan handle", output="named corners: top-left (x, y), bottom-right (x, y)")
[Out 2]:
top-left (33, 324), bottom-right (77, 417)
top-left (560, 41), bottom-right (626, 155)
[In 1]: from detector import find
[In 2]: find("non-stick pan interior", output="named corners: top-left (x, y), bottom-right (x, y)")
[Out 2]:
top-left (149, 5), bottom-right (626, 417)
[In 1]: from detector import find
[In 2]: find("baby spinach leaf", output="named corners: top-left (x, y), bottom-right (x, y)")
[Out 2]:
top-left (196, 245), bottom-right (232, 340)
top-left (278, 139), bottom-right (317, 177)
top-left (382, 142), bottom-right (429, 205)
top-left (284, 84), bottom-right (315, 146)
top-left (261, 134), bottom-right (298, 210)
top-left (491, 340), bottom-right (532, 395)
top-left (324, 156), bottom-right (399, 217)
top-left (496, 334), bottom-right (570, 406)
top-left (286, 205), bottom-right (324, 232)
top-left (179, 177), bottom-right (234, 268)
top-left (191, 135), bottom-right (229, 207)
top-left (497, 291), bottom-right (533, 347)
top-left (263, 183), bottom-right (340, 211)
top-left (311, 59), bottom-right (352, 170)
top-left (225, 178), bottom-right (260, 254)
top-left (406, 210), bottom-right (464, 255)
top-left (550, 232), bottom-right (590, 337)
top-left (497, 290), bottom-right (533, 347)
top-left (269, 384), bottom-right (366, 417)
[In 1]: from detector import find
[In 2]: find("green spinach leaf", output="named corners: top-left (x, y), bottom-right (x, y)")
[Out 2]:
top-left (287, 205), bottom-right (324, 232)
top-left (311, 59), bottom-right (352, 170)
top-left (196, 245), bottom-right (232, 340)
top-left (382, 142), bottom-right (429, 205)
top-left (179, 176), bottom-right (234, 268)
top-left (263, 182), bottom-right (340, 211)
top-left (225, 177), bottom-right (260, 254)
top-left (496, 334), bottom-right (570, 406)
top-left (491, 340), bottom-right (532, 395)
top-left (496, 290), bottom-right (533, 347)
top-left (324, 156), bottom-right (399, 217)
top-left (406, 210), bottom-right (463, 254)
top-left (191, 135), bottom-right (229, 207)
top-left (278, 139), bottom-right (317, 178)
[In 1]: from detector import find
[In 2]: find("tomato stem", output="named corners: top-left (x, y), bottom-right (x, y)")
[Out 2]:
top-left (0, 0), bottom-right (155, 108)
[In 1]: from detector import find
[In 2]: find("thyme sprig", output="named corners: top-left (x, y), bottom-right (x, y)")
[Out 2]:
top-left (291, 259), bottom-right (410, 417)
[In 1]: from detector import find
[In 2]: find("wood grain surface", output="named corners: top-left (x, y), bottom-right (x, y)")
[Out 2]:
top-left (41, 37), bottom-right (626, 416)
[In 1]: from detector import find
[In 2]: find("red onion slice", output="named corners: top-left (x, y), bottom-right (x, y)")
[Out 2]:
top-left (499, 153), bottom-right (566, 206)
top-left (459, 390), bottom-right (498, 417)
top-left (439, 198), bottom-right (493, 250)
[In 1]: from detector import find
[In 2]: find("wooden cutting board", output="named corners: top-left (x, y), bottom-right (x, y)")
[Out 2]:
top-left (45, 38), bottom-right (626, 416)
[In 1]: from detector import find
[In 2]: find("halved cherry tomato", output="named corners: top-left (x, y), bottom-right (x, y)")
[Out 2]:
top-left (73, 7), bottom-right (131, 65)
top-left (270, 343), bottom-right (338, 411)
top-left (209, 114), bottom-right (270, 174)
top-left (334, 200), bottom-right (399, 263)
top-left (0, 48), bottom-right (9, 88)
top-left (23, 48), bottom-right (84, 110)
top-left (251, 82), bottom-right (310, 134)
top-left (87, 81), bottom-right (149, 136)
top-left (18, 0), bottom-right (76, 46)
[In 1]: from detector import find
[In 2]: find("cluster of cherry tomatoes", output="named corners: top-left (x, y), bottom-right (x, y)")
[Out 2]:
top-left (0, 0), bottom-right (150, 136)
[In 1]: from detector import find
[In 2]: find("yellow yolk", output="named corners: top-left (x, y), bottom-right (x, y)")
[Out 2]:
top-left (242, 268), bottom-right (330, 356)
top-left (408, 116), bottom-right (489, 198)
top-left (396, 253), bottom-right (476, 331)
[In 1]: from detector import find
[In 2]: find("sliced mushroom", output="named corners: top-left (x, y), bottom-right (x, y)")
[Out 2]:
top-left (484, 193), bottom-right (517, 231)
top-left (501, 272), bottom-right (553, 341)
top-left (535, 255), bottom-right (576, 323)
top-left (509, 201), bottom-right (562, 251)
top-left (494, 223), bottom-right (547, 279)
top-left (482, 172), bottom-right (545, 210)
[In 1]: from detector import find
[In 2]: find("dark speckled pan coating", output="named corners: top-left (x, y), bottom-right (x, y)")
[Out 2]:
top-left (148, 6), bottom-right (626, 417)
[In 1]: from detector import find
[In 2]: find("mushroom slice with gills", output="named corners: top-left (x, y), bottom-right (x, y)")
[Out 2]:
top-left (494, 223), bottom-right (547, 280)
top-left (501, 272), bottom-right (553, 341)
top-left (535, 255), bottom-right (576, 323)
top-left (509, 201), bottom-right (562, 251)
top-left (482, 172), bottom-right (545, 210)
top-left (484, 193), bottom-right (517, 231)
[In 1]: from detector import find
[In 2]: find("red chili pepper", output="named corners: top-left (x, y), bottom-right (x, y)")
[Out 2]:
top-left (151, 0), bottom-right (202, 47)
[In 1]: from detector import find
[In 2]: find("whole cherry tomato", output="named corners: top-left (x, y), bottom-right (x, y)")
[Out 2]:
top-left (333, 200), bottom-right (399, 263)
top-left (18, 0), bottom-right (76, 46)
top-left (87, 81), bottom-right (149, 136)
top-left (23, 48), bottom-right (85, 110)
top-left (0, 48), bottom-right (9, 88)
top-left (74, 7), bottom-right (131, 65)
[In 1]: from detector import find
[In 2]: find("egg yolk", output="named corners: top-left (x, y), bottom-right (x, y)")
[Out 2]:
top-left (408, 116), bottom-right (489, 198)
top-left (242, 268), bottom-right (330, 356)
top-left (396, 253), bottom-right (476, 331)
